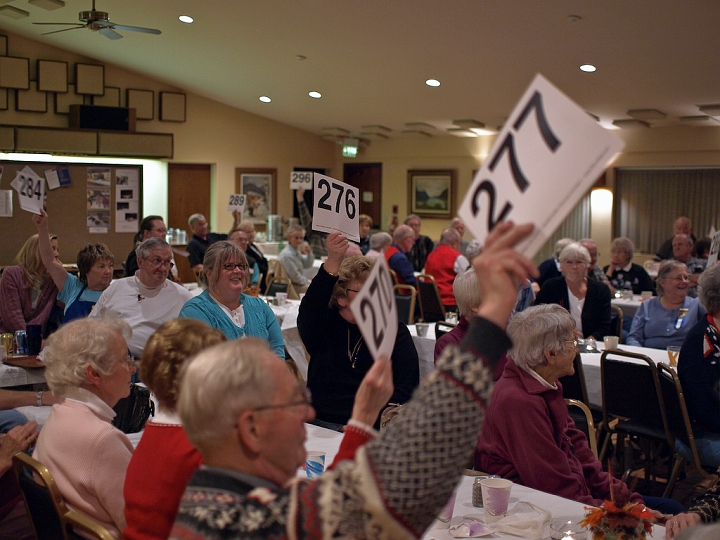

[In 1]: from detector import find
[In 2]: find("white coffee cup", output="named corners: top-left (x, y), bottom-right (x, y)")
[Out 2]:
top-left (416, 323), bottom-right (431, 337)
top-left (603, 336), bottom-right (619, 351)
top-left (275, 292), bottom-right (288, 305)
top-left (480, 478), bottom-right (512, 522)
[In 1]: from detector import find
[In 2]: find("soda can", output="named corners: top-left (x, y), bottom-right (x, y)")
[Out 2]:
top-left (14, 330), bottom-right (27, 356)
top-left (1, 333), bottom-right (14, 359)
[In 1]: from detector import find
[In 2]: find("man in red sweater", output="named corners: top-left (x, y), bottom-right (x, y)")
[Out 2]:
top-left (424, 228), bottom-right (469, 311)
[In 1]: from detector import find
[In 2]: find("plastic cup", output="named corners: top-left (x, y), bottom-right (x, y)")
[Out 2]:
top-left (667, 345), bottom-right (681, 367)
top-left (641, 290), bottom-right (653, 300)
top-left (603, 336), bottom-right (619, 351)
top-left (480, 478), bottom-right (512, 522)
top-left (436, 488), bottom-right (457, 523)
top-left (305, 451), bottom-right (325, 479)
top-left (275, 292), bottom-right (288, 306)
top-left (416, 323), bottom-right (430, 337)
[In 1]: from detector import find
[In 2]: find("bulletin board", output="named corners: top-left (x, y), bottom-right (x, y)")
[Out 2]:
top-left (0, 160), bottom-right (143, 268)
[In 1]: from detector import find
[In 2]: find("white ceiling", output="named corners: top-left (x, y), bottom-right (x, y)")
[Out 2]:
top-left (2, 0), bottom-right (720, 139)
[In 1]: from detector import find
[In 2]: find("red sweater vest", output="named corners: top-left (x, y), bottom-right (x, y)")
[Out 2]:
top-left (424, 244), bottom-right (460, 306)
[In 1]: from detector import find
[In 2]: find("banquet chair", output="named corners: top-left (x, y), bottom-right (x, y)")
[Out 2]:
top-left (599, 350), bottom-right (670, 488)
top-left (265, 278), bottom-right (290, 297)
top-left (12, 452), bottom-right (114, 540)
top-left (389, 268), bottom-right (399, 286)
top-left (610, 305), bottom-right (624, 340)
top-left (566, 398), bottom-right (599, 460)
top-left (435, 320), bottom-right (456, 340)
top-left (416, 274), bottom-right (446, 323)
top-left (393, 284), bottom-right (416, 325)
top-left (265, 259), bottom-right (299, 299)
top-left (560, 354), bottom-right (603, 445)
top-left (656, 362), bottom-right (720, 497)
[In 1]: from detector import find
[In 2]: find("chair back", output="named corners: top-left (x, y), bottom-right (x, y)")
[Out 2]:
top-left (565, 398), bottom-right (599, 460)
top-left (388, 268), bottom-right (399, 286)
top-left (266, 278), bottom-right (289, 297)
top-left (393, 284), bottom-right (416, 325)
top-left (12, 452), bottom-right (114, 540)
top-left (416, 273), bottom-right (446, 323)
top-left (610, 305), bottom-right (624, 339)
top-left (559, 353), bottom-right (590, 404)
top-left (265, 259), bottom-right (299, 299)
top-left (435, 320), bottom-right (456, 340)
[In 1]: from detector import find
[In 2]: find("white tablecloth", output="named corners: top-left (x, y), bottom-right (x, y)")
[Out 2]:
top-left (0, 362), bottom-right (46, 388)
top-left (408, 323), bottom-right (437, 380)
top-left (611, 294), bottom-right (643, 320)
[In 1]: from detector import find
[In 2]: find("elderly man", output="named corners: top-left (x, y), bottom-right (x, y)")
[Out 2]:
top-left (90, 238), bottom-right (193, 359)
top-left (385, 224), bottom-right (417, 287)
top-left (169, 221), bottom-right (538, 540)
top-left (673, 234), bottom-right (706, 295)
top-left (405, 214), bottom-right (434, 271)
top-left (238, 220), bottom-right (269, 292)
top-left (366, 231), bottom-right (392, 260)
top-left (123, 215), bottom-right (177, 279)
top-left (579, 238), bottom-right (613, 292)
top-left (228, 228), bottom-right (260, 287)
top-left (451, 217), bottom-right (470, 258)
top-left (424, 228), bottom-right (470, 310)
top-left (186, 211), bottom-right (241, 272)
top-left (656, 216), bottom-right (696, 261)
top-left (278, 224), bottom-right (315, 294)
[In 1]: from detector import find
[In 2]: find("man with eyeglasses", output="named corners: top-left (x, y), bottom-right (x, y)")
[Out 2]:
top-left (90, 238), bottom-right (193, 359)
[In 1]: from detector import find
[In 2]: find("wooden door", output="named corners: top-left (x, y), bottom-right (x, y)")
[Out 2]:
top-left (343, 163), bottom-right (382, 228)
top-left (168, 163), bottom-right (211, 282)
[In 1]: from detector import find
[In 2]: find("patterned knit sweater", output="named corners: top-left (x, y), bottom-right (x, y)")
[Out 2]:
top-left (170, 316), bottom-right (508, 539)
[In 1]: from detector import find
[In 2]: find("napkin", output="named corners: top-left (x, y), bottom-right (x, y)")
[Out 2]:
top-left (492, 502), bottom-right (551, 539)
top-left (448, 521), bottom-right (494, 538)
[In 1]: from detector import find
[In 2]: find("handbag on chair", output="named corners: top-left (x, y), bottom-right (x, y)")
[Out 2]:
top-left (112, 383), bottom-right (155, 434)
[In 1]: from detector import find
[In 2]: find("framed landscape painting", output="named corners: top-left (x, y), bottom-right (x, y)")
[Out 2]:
top-left (408, 169), bottom-right (455, 219)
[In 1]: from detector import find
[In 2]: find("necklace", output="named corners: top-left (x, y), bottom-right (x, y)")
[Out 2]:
top-left (347, 328), bottom-right (363, 369)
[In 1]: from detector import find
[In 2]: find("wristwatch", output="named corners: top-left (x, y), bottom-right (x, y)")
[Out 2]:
top-left (36, 389), bottom-right (43, 407)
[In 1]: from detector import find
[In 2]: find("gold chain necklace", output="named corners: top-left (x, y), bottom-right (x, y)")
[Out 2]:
top-left (347, 328), bottom-right (363, 369)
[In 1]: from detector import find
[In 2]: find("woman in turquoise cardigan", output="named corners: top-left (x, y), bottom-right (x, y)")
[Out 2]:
top-left (179, 241), bottom-right (285, 359)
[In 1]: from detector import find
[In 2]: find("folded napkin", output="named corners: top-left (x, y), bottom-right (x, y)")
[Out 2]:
top-left (448, 521), bottom-right (494, 538)
top-left (493, 502), bottom-right (551, 539)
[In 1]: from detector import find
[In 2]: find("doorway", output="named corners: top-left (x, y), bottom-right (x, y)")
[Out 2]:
top-left (343, 163), bottom-right (382, 228)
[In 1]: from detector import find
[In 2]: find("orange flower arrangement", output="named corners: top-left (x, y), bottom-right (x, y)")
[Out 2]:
top-left (579, 500), bottom-right (655, 540)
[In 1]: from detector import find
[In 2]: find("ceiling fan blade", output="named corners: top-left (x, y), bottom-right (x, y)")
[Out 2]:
top-left (33, 22), bottom-right (85, 26)
top-left (41, 26), bottom-right (87, 36)
top-left (100, 27), bottom-right (123, 40)
top-left (111, 24), bottom-right (161, 35)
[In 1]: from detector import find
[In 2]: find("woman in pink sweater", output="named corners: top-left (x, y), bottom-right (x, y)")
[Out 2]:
top-left (33, 317), bottom-right (136, 539)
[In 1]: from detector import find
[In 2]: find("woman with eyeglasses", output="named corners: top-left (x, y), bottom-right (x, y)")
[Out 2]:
top-left (535, 242), bottom-right (611, 340)
top-left (627, 260), bottom-right (705, 348)
top-left (179, 241), bottom-right (285, 358)
top-left (33, 317), bottom-right (137, 538)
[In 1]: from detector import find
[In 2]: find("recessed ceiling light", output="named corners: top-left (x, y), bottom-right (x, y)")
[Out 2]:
top-left (579, 64), bottom-right (596, 73)
top-left (259, 96), bottom-right (271, 103)
top-left (309, 91), bottom-right (322, 99)
top-left (425, 79), bottom-right (440, 87)
top-left (178, 15), bottom-right (193, 23)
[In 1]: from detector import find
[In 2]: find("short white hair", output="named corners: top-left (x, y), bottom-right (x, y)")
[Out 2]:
top-left (453, 270), bottom-right (481, 318)
top-left (177, 338), bottom-right (278, 454)
top-left (44, 318), bottom-right (131, 396)
top-left (370, 232), bottom-right (392, 251)
top-left (559, 243), bottom-right (591, 265)
top-left (507, 304), bottom-right (576, 370)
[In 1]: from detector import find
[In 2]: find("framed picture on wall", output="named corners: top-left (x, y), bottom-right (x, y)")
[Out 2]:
top-left (235, 168), bottom-right (276, 225)
top-left (407, 169), bottom-right (455, 219)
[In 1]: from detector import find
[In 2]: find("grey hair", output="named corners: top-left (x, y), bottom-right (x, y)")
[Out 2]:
top-left (188, 213), bottom-right (206, 227)
top-left (453, 269), bottom-right (481, 318)
top-left (285, 224), bottom-right (305, 240)
top-left (404, 214), bottom-right (421, 225)
top-left (559, 243), bottom-right (591, 265)
top-left (554, 238), bottom-right (576, 259)
top-left (177, 338), bottom-right (278, 454)
top-left (611, 237), bottom-right (635, 260)
top-left (43, 317), bottom-right (132, 396)
top-left (451, 217), bottom-right (463, 229)
top-left (202, 241), bottom-right (248, 288)
top-left (135, 237), bottom-right (171, 261)
top-left (656, 260), bottom-right (688, 297)
top-left (440, 228), bottom-right (461, 246)
top-left (466, 239), bottom-right (483, 261)
top-left (699, 262), bottom-right (720, 314)
top-left (393, 224), bottom-right (414, 243)
top-left (370, 232), bottom-right (392, 251)
top-left (507, 304), bottom-right (576, 371)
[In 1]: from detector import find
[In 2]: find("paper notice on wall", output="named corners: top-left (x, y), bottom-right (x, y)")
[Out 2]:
top-left (116, 200), bottom-right (139, 233)
top-left (45, 168), bottom-right (61, 190)
top-left (0, 190), bottom-right (12, 217)
top-left (115, 168), bottom-right (139, 233)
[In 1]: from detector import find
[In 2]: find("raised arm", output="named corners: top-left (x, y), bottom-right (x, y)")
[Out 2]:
top-left (32, 209), bottom-right (68, 291)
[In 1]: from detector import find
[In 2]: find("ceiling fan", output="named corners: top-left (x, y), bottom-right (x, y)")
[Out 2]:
top-left (33, 0), bottom-right (161, 40)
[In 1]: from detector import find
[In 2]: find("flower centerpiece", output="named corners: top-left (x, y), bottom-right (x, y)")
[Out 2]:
top-left (579, 500), bottom-right (655, 540)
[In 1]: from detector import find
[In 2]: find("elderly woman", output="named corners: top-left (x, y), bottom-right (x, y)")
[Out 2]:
top-left (627, 260), bottom-right (705, 348)
top-left (365, 231), bottom-right (391, 260)
top-left (475, 304), bottom-right (682, 515)
top-left (33, 209), bottom-right (114, 322)
top-left (278, 224), bottom-right (315, 293)
top-left (604, 236), bottom-right (655, 294)
top-left (33, 318), bottom-right (136, 538)
top-left (0, 232), bottom-right (60, 334)
top-left (179, 241), bottom-right (285, 358)
top-left (124, 319), bottom-right (226, 540)
top-left (358, 214), bottom-right (373, 255)
top-left (298, 232), bottom-right (419, 430)
top-left (535, 242), bottom-right (611, 339)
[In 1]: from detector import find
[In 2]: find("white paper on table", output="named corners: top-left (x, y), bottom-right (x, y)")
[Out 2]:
top-left (0, 190), bottom-right (12, 217)
top-left (45, 168), bottom-right (61, 190)
top-left (349, 255), bottom-right (397, 359)
top-left (312, 173), bottom-right (360, 242)
top-left (290, 171), bottom-right (313, 190)
top-left (10, 166), bottom-right (45, 215)
top-left (458, 73), bottom-right (625, 259)
top-left (707, 229), bottom-right (720, 266)
top-left (227, 193), bottom-right (247, 213)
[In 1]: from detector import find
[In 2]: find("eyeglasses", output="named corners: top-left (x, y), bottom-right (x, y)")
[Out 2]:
top-left (563, 260), bottom-right (587, 267)
top-left (147, 258), bottom-right (174, 269)
top-left (117, 355), bottom-right (137, 371)
top-left (665, 274), bottom-right (690, 283)
top-left (223, 262), bottom-right (249, 272)
top-left (251, 388), bottom-right (312, 412)
top-left (565, 338), bottom-right (580, 349)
